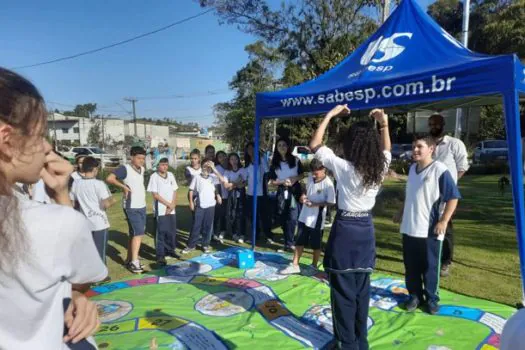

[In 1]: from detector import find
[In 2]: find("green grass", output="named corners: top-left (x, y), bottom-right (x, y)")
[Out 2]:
top-left (104, 175), bottom-right (522, 306)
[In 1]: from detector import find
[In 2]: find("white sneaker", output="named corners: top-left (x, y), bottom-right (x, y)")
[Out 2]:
top-left (237, 237), bottom-right (244, 244)
top-left (280, 264), bottom-right (301, 275)
top-left (219, 232), bottom-right (225, 240)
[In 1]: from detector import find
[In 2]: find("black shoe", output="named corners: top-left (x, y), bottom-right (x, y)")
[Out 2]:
top-left (127, 261), bottom-right (143, 274)
top-left (427, 300), bottom-right (440, 315)
top-left (157, 258), bottom-right (167, 267)
top-left (405, 295), bottom-right (420, 312)
top-left (440, 264), bottom-right (450, 277)
top-left (167, 251), bottom-right (180, 259)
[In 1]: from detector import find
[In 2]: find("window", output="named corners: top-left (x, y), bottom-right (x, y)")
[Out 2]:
top-left (61, 128), bottom-right (69, 134)
top-left (73, 127), bottom-right (79, 133)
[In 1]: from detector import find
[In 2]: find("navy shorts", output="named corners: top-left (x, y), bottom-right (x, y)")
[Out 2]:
top-left (295, 222), bottom-right (323, 250)
top-left (124, 207), bottom-right (147, 236)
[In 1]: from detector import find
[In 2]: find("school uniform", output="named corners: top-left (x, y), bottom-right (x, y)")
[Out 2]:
top-left (316, 145), bottom-right (391, 350)
top-left (185, 166), bottom-right (202, 217)
top-left (32, 179), bottom-right (51, 204)
top-left (113, 164), bottom-right (147, 237)
top-left (187, 174), bottom-right (218, 249)
top-left (400, 161), bottom-right (461, 305)
top-left (269, 157), bottom-right (304, 249)
top-left (147, 172), bottom-right (179, 260)
top-left (70, 177), bottom-right (112, 264)
top-left (296, 175), bottom-right (336, 250)
top-left (244, 158), bottom-right (273, 241)
top-left (213, 164), bottom-right (228, 239)
top-left (223, 168), bottom-right (246, 240)
top-left (433, 135), bottom-right (469, 268)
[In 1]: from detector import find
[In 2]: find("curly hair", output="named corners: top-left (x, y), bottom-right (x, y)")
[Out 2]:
top-left (343, 121), bottom-right (387, 189)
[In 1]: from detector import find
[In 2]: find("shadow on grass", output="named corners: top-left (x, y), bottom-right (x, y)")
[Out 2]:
top-left (107, 230), bottom-right (157, 264)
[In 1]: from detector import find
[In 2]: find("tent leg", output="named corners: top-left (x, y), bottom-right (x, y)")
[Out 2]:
top-left (503, 90), bottom-right (525, 305)
top-left (252, 115), bottom-right (261, 252)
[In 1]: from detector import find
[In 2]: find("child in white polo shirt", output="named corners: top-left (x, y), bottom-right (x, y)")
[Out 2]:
top-left (395, 134), bottom-right (461, 315)
top-left (71, 156), bottom-right (116, 281)
top-left (281, 158), bottom-right (335, 274)
top-left (147, 157), bottom-right (178, 266)
top-left (183, 160), bottom-right (223, 254)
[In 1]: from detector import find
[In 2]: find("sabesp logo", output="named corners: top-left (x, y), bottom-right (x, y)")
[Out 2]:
top-left (360, 33), bottom-right (413, 66)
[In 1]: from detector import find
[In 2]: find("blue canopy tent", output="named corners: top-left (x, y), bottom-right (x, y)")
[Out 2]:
top-left (251, 0), bottom-right (525, 302)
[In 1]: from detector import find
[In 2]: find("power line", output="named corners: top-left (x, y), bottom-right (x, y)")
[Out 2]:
top-left (136, 89), bottom-right (230, 100)
top-left (11, 9), bottom-right (213, 70)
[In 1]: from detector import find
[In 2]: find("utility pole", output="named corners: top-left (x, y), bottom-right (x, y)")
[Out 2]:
top-left (51, 111), bottom-right (58, 149)
top-left (101, 115), bottom-right (105, 150)
top-left (454, 0), bottom-right (470, 139)
top-left (125, 97), bottom-right (138, 136)
top-left (382, 0), bottom-right (390, 24)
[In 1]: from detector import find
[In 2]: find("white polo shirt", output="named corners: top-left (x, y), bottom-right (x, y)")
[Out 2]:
top-left (299, 175), bottom-right (336, 229)
top-left (433, 135), bottom-right (469, 184)
top-left (315, 146), bottom-right (391, 212)
top-left (71, 177), bottom-right (112, 231)
top-left (224, 168), bottom-right (246, 199)
top-left (147, 172), bottom-right (178, 216)
top-left (113, 164), bottom-right (146, 209)
top-left (31, 179), bottom-right (51, 204)
top-left (189, 175), bottom-right (217, 209)
top-left (0, 195), bottom-right (107, 350)
top-left (400, 161), bottom-right (461, 238)
top-left (244, 159), bottom-right (269, 197)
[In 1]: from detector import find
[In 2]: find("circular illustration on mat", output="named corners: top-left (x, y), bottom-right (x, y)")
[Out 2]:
top-left (244, 261), bottom-right (289, 281)
top-left (302, 305), bottom-right (333, 334)
top-left (195, 291), bottom-right (254, 316)
top-left (95, 300), bottom-right (133, 322)
top-left (166, 261), bottom-right (212, 277)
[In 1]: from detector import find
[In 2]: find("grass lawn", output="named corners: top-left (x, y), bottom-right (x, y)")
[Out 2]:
top-left (104, 174), bottom-right (522, 306)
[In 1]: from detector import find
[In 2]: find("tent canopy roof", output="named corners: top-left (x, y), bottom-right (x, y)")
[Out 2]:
top-left (256, 0), bottom-right (525, 119)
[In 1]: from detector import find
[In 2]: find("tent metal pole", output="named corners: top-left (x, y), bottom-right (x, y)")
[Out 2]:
top-left (503, 89), bottom-right (525, 305)
top-left (252, 114), bottom-right (261, 252)
top-left (454, 0), bottom-right (471, 139)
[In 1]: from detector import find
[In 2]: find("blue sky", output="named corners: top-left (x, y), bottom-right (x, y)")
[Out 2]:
top-left (1, 0), bottom-right (435, 127)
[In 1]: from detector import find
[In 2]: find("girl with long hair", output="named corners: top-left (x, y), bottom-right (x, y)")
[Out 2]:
top-left (309, 104), bottom-right (391, 350)
top-left (0, 68), bottom-right (107, 349)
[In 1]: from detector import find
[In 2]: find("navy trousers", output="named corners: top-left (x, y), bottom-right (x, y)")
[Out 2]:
top-left (402, 234), bottom-right (442, 303)
top-left (155, 214), bottom-right (177, 259)
top-left (188, 206), bottom-right (215, 248)
top-left (329, 272), bottom-right (371, 350)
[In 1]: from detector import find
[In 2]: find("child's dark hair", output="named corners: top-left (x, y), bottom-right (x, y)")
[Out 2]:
top-left (0, 67), bottom-right (48, 270)
top-left (215, 151), bottom-right (227, 165)
top-left (158, 157), bottom-right (169, 164)
top-left (130, 146), bottom-right (146, 156)
top-left (271, 138), bottom-right (297, 170)
top-left (75, 154), bottom-right (86, 166)
top-left (244, 142), bottom-right (259, 167)
top-left (205, 145), bottom-right (215, 153)
top-left (190, 148), bottom-right (201, 157)
top-left (413, 133), bottom-right (436, 147)
top-left (228, 152), bottom-right (241, 170)
top-left (343, 121), bottom-right (387, 189)
top-left (310, 158), bottom-right (325, 172)
top-left (82, 156), bottom-right (100, 172)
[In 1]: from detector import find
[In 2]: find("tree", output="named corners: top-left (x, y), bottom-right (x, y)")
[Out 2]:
top-left (200, 0), bottom-right (381, 147)
top-left (87, 121), bottom-right (101, 146)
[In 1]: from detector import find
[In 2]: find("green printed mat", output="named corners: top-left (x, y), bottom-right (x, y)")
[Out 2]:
top-left (88, 248), bottom-right (515, 349)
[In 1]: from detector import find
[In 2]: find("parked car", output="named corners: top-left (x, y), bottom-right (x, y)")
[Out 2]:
top-left (64, 146), bottom-right (122, 168)
top-left (473, 140), bottom-right (508, 164)
top-left (292, 146), bottom-right (314, 161)
top-left (392, 144), bottom-right (413, 159)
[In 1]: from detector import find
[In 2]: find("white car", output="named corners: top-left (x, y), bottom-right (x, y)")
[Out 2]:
top-left (473, 140), bottom-right (508, 164)
top-left (65, 146), bottom-right (121, 168)
top-left (292, 146), bottom-right (314, 161)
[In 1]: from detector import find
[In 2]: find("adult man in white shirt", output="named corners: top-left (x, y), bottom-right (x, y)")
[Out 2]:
top-left (428, 114), bottom-right (470, 277)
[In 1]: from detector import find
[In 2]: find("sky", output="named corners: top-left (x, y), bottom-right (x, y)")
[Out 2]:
top-left (1, 0), bottom-right (435, 127)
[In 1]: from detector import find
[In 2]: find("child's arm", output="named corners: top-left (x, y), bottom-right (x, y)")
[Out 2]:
top-left (152, 192), bottom-right (173, 210)
top-left (106, 166), bottom-right (130, 199)
top-left (434, 199), bottom-right (458, 236)
top-left (101, 197), bottom-right (116, 209)
top-left (188, 190), bottom-right (195, 212)
top-left (168, 189), bottom-right (177, 215)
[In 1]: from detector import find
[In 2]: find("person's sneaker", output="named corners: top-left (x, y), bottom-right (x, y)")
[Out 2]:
top-left (181, 247), bottom-right (195, 255)
top-left (127, 261), bottom-right (143, 274)
top-left (280, 264), bottom-right (301, 275)
top-left (157, 258), bottom-right (167, 267)
top-left (289, 245), bottom-right (296, 251)
top-left (440, 264), bottom-right (450, 277)
top-left (266, 238), bottom-right (275, 245)
top-left (404, 295), bottom-right (420, 312)
top-left (237, 237), bottom-right (244, 244)
top-left (219, 232), bottom-right (225, 240)
top-left (427, 301), bottom-right (440, 315)
top-left (203, 246), bottom-right (211, 254)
